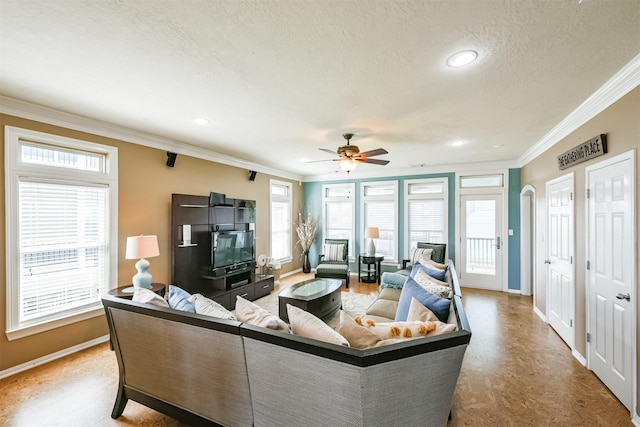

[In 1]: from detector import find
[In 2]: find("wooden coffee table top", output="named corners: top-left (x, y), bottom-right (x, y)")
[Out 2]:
top-left (278, 278), bottom-right (342, 301)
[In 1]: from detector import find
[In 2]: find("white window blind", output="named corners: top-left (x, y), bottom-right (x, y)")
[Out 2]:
top-left (18, 180), bottom-right (108, 321)
top-left (361, 181), bottom-right (398, 261)
top-left (322, 183), bottom-right (355, 258)
top-left (5, 126), bottom-right (117, 339)
top-left (404, 177), bottom-right (448, 258)
top-left (270, 181), bottom-right (292, 261)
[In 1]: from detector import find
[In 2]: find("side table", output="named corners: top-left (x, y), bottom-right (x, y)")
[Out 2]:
top-left (107, 282), bottom-right (167, 299)
top-left (358, 254), bottom-right (385, 284)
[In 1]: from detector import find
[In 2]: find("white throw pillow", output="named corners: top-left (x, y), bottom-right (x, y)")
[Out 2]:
top-left (188, 293), bottom-right (236, 320)
top-left (409, 247), bottom-right (433, 266)
top-left (323, 243), bottom-right (345, 262)
top-left (235, 296), bottom-right (289, 332)
top-left (132, 288), bottom-right (169, 308)
top-left (413, 268), bottom-right (453, 299)
top-left (287, 304), bottom-right (349, 347)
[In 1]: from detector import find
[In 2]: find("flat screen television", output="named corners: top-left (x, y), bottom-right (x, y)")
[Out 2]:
top-left (211, 230), bottom-right (255, 270)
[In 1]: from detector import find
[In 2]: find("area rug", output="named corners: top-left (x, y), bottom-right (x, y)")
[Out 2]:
top-left (251, 290), bottom-right (378, 330)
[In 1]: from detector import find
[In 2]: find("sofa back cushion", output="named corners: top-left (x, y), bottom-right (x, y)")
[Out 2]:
top-left (395, 277), bottom-right (450, 322)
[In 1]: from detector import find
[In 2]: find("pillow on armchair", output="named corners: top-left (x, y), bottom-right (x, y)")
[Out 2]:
top-left (323, 243), bottom-right (346, 262)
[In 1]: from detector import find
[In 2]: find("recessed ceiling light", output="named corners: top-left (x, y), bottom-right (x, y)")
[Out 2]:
top-left (493, 144), bottom-right (503, 148)
top-left (194, 117), bottom-right (210, 125)
top-left (449, 140), bottom-right (466, 147)
top-left (447, 50), bottom-right (478, 68)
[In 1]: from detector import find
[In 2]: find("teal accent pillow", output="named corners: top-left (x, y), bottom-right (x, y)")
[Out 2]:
top-left (395, 277), bottom-right (450, 322)
top-left (380, 272), bottom-right (408, 290)
top-left (168, 285), bottom-right (196, 313)
top-left (411, 261), bottom-right (446, 282)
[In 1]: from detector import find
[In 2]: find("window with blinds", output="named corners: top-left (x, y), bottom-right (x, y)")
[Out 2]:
top-left (18, 180), bottom-right (108, 321)
top-left (5, 126), bottom-right (117, 339)
top-left (404, 178), bottom-right (448, 257)
top-left (270, 180), bottom-right (292, 262)
top-left (322, 183), bottom-right (355, 258)
top-left (361, 181), bottom-right (398, 261)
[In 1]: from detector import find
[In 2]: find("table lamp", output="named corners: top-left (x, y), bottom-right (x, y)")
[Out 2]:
top-left (125, 235), bottom-right (160, 289)
top-left (365, 227), bottom-right (379, 256)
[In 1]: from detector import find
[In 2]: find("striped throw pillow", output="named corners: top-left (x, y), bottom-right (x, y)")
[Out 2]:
top-left (324, 243), bottom-right (345, 262)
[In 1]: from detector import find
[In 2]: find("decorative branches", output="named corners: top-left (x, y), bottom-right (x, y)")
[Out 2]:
top-left (295, 211), bottom-right (319, 254)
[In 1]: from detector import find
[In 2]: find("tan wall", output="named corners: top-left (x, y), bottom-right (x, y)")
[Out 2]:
top-left (521, 86), bottom-right (639, 412)
top-left (0, 113), bottom-right (302, 372)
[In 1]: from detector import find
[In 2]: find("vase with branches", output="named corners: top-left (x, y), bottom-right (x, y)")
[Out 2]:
top-left (295, 211), bottom-right (319, 273)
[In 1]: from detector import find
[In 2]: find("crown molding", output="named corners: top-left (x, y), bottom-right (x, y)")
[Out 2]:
top-left (302, 159), bottom-right (518, 182)
top-left (0, 96), bottom-right (303, 182)
top-left (518, 53), bottom-right (640, 167)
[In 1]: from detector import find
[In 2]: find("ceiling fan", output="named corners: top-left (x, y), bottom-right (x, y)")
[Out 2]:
top-left (311, 133), bottom-right (389, 173)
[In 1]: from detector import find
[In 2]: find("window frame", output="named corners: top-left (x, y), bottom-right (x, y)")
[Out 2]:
top-left (269, 179), bottom-right (293, 264)
top-left (5, 126), bottom-right (118, 341)
top-left (403, 177), bottom-right (449, 260)
top-left (360, 180), bottom-right (398, 263)
top-left (321, 183), bottom-right (356, 261)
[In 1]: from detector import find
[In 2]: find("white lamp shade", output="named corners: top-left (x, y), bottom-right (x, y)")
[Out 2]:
top-left (365, 227), bottom-right (380, 239)
top-left (125, 235), bottom-right (160, 259)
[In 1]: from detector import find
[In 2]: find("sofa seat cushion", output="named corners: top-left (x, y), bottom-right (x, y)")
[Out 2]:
top-left (365, 288), bottom-right (401, 321)
top-left (316, 263), bottom-right (349, 275)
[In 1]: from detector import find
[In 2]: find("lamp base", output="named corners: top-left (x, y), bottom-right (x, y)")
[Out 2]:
top-left (132, 258), bottom-right (153, 289)
top-left (366, 239), bottom-right (376, 257)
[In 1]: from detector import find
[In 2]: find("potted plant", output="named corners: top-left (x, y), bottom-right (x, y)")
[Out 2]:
top-left (295, 211), bottom-right (319, 273)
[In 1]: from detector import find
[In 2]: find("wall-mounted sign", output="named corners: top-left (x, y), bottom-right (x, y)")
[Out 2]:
top-left (557, 134), bottom-right (607, 170)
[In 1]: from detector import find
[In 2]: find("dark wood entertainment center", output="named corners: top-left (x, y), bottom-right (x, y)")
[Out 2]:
top-left (171, 193), bottom-right (274, 310)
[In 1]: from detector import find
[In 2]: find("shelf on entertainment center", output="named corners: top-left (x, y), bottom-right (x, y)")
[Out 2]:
top-left (178, 204), bottom-right (209, 208)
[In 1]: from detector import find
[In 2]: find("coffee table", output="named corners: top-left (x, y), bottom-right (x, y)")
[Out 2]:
top-left (278, 278), bottom-right (342, 322)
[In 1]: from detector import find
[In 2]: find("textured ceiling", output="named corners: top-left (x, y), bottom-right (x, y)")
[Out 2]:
top-left (1, 0), bottom-right (639, 180)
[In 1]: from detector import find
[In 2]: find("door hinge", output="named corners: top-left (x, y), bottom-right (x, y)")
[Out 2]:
top-left (586, 188), bottom-right (590, 199)
top-left (570, 256), bottom-right (573, 264)
top-left (586, 260), bottom-right (590, 270)
top-left (570, 192), bottom-right (573, 201)
top-left (587, 332), bottom-right (591, 343)
top-left (570, 319), bottom-right (573, 328)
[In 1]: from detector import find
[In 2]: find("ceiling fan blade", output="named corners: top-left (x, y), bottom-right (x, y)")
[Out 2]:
top-left (356, 158), bottom-right (390, 165)
top-left (304, 158), bottom-right (336, 163)
top-left (358, 148), bottom-right (388, 157)
top-left (319, 148), bottom-right (337, 155)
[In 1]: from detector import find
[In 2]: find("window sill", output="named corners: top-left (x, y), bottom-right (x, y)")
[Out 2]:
top-left (6, 305), bottom-right (104, 341)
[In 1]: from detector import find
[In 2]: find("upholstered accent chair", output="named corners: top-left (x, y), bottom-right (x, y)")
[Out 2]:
top-left (315, 238), bottom-right (350, 287)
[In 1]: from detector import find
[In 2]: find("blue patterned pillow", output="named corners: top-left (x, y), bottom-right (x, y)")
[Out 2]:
top-left (395, 277), bottom-right (450, 322)
top-left (168, 285), bottom-right (196, 313)
top-left (410, 261), bottom-right (446, 282)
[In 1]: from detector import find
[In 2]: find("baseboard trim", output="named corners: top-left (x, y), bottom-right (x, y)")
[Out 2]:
top-left (572, 349), bottom-right (587, 366)
top-left (0, 335), bottom-right (110, 380)
top-left (533, 306), bottom-right (547, 323)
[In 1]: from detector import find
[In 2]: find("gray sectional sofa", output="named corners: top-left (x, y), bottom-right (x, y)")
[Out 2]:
top-left (102, 260), bottom-right (470, 427)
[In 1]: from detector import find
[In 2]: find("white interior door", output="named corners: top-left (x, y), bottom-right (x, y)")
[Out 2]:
top-left (546, 174), bottom-right (575, 349)
top-left (460, 194), bottom-right (502, 290)
top-left (587, 153), bottom-right (634, 411)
